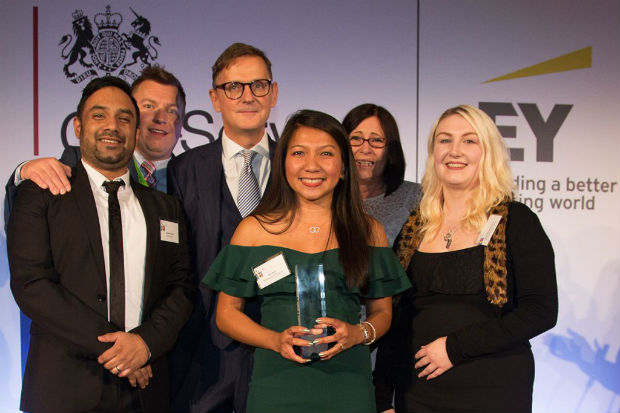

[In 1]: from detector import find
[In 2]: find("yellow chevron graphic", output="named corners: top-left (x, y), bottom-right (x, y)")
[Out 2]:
top-left (483, 46), bottom-right (592, 83)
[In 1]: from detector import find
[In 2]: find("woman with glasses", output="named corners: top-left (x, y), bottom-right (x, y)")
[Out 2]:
top-left (343, 104), bottom-right (422, 246)
top-left (203, 110), bottom-right (410, 413)
top-left (374, 105), bottom-right (558, 412)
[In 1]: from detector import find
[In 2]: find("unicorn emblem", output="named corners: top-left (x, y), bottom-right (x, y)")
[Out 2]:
top-left (122, 8), bottom-right (161, 69)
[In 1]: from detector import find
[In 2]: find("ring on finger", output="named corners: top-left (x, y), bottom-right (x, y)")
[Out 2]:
top-left (339, 343), bottom-right (345, 351)
top-left (114, 366), bottom-right (121, 374)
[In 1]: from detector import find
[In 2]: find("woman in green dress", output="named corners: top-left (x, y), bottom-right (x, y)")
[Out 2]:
top-left (204, 110), bottom-right (410, 413)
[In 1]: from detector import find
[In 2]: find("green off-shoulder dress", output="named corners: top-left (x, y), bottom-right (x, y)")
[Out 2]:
top-left (203, 245), bottom-right (410, 413)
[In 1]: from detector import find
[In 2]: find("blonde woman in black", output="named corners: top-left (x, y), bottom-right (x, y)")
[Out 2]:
top-left (374, 105), bottom-right (558, 412)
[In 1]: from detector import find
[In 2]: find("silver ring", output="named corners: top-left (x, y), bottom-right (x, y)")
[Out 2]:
top-left (115, 366), bottom-right (121, 374)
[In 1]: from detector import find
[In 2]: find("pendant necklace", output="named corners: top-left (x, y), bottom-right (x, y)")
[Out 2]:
top-left (309, 226), bottom-right (320, 234)
top-left (444, 228), bottom-right (456, 249)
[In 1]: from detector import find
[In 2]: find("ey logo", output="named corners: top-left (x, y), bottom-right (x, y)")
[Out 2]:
top-left (480, 47), bottom-right (591, 162)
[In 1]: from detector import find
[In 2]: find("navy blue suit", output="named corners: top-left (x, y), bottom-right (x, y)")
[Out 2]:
top-left (167, 137), bottom-right (276, 413)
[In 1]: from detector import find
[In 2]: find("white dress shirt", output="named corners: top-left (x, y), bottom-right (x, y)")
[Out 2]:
top-left (221, 131), bottom-right (271, 209)
top-left (82, 160), bottom-right (147, 331)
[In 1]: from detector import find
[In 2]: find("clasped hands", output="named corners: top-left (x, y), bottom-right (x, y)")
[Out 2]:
top-left (97, 331), bottom-right (152, 389)
top-left (414, 336), bottom-right (453, 380)
top-left (275, 317), bottom-right (365, 364)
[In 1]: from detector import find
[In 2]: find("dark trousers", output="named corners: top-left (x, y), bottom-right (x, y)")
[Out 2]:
top-left (88, 373), bottom-right (142, 412)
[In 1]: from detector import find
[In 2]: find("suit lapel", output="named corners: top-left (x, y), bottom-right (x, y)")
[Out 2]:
top-left (200, 140), bottom-right (224, 257)
top-left (72, 162), bottom-right (106, 285)
top-left (267, 135), bottom-right (277, 157)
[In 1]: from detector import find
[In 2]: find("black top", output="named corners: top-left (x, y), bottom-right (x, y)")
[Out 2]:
top-left (374, 202), bottom-right (558, 412)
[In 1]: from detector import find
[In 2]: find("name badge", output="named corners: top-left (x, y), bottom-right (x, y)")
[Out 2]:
top-left (252, 252), bottom-right (291, 289)
top-left (476, 214), bottom-right (502, 246)
top-left (160, 219), bottom-right (179, 243)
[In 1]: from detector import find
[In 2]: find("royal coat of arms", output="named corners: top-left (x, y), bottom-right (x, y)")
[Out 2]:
top-left (59, 5), bottom-right (161, 83)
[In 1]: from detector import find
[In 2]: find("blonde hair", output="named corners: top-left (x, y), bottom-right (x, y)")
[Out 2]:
top-left (419, 105), bottom-right (514, 237)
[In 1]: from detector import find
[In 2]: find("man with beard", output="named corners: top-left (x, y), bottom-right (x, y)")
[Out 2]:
top-left (4, 65), bottom-right (185, 226)
top-left (7, 76), bottom-right (194, 412)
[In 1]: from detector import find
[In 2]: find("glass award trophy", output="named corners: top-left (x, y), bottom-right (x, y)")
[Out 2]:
top-left (295, 263), bottom-right (328, 360)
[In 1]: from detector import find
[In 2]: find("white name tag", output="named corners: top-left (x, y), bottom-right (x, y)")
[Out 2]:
top-left (160, 219), bottom-right (179, 243)
top-left (476, 214), bottom-right (502, 246)
top-left (252, 252), bottom-right (291, 289)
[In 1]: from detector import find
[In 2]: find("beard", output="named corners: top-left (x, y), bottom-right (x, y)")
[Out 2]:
top-left (96, 130), bottom-right (131, 164)
top-left (81, 129), bottom-right (134, 172)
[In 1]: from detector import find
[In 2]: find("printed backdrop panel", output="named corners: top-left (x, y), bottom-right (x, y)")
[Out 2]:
top-left (418, 1), bottom-right (620, 412)
top-left (0, 1), bottom-right (618, 412)
top-left (0, 1), bottom-right (418, 411)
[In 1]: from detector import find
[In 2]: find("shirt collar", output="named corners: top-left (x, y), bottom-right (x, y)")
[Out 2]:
top-left (221, 131), bottom-right (270, 160)
top-left (82, 159), bottom-right (130, 191)
top-left (133, 150), bottom-right (171, 170)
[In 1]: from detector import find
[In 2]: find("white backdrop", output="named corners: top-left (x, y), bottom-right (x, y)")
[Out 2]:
top-left (0, 1), bottom-right (618, 411)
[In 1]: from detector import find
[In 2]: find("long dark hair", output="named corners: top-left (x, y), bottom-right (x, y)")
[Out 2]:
top-left (253, 110), bottom-right (372, 290)
top-left (342, 103), bottom-right (406, 196)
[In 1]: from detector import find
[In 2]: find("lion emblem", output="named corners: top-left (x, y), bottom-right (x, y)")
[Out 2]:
top-left (59, 12), bottom-right (94, 78)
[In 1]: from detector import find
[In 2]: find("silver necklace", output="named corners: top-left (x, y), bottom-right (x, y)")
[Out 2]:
top-left (309, 226), bottom-right (320, 234)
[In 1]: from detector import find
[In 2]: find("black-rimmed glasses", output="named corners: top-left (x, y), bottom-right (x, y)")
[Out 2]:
top-left (214, 79), bottom-right (272, 100)
top-left (349, 136), bottom-right (387, 148)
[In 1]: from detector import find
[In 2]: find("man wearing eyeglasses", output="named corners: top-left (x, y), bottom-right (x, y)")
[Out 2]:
top-left (167, 43), bottom-right (278, 413)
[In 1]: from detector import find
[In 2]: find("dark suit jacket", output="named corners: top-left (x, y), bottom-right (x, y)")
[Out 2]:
top-left (7, 161), bottom-right (195, 413)
top-left (167, 137), bottom-right (276, 412)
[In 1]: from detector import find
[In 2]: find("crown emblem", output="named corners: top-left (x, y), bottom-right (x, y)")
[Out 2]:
top-left (72, 9), bottom-right (84, 21)
top-left (94, 5), bottom-right (122, 31)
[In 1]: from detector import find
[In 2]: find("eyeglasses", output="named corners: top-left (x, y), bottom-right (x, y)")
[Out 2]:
top-left (213, 79), bottom-right (272, 100)
top-left (349, 136), bottom-right (387, 148)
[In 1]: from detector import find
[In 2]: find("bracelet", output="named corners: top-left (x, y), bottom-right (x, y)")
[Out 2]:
top-left (361, 321), bottom-right (376, 345)
top-left (359, 323), bottom-right (370, 344)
